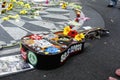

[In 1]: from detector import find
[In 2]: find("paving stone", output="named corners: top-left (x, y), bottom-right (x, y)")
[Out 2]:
top-left (10, 40), bottom-right (17, 44)
top-left (0, 19), bottom-right (3, 24)
top-left (8, 20), bottom-right (25, 27)
top-left (63, 13), bottom-right (70, 17)
top-left (41, 14), bottom-right (70, 22)
top-left (0, 45), bottom-right (3, 50)
top-left (39, 11), bottom-right (49, 15)
top-left (46, 8), bottom-right (69, 13)
top-left (1, 21), bottom-right (17, 27)
top-left (22, 22), bottom-right (50, 32)
top-left (28, 21), bottom-right (58, 30)
top-left (54, 22), bottom-right (68, 26)
top-left (0, 41), bottom-right (7, 46)
top-left (2, 27), bottom-right (28, 40)
top-left (6, 43), bottom-right (13, 47)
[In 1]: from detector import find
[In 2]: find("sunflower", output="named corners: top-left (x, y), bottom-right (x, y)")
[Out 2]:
top-left (63, 26), bottom-right (71, 36)
top-left (74, 33), bottom-right (85, 41)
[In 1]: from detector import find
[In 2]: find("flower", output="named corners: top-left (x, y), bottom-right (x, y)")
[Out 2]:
top-left (74, 33), bottom-right (85, 41)
top-left (10, 0), bottom-right (16, 2)
top-left (68, 30), bottom-right (78, 38)
top-left (2, 17), bottom-right (9, 21)
top-left (8, 14), bottom-right (20, 19)
top-left (20, 10), bottom-right (27, 14)
top-left (6, 3), bottom-right (13, 11)
top-left (61, 2), bottom-right (67, 9)
top-left (45, 46), bottom-right (60, 54)
top-left (17, 1), bottom-right (24, 6)
top-left (24, 4), bottom-right (31, 9)
top-left (63, 26), bottom-right (71, 36)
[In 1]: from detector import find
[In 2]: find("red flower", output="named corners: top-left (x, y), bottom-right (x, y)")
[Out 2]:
top-left (75, 18), bottom-right (79, 22)
top-left (69, 25), bottom-right (73, 29)
top-left (68, 30), bottom-right (78, 38)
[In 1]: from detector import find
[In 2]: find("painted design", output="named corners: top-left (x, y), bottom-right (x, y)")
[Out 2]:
top-left (45, 46), bottom-right (60, 54)
top-left (28, 51), bottom-right (37, 66)
top-left (20, 48), bottom-right (27, 60)
top-left (61, 44), bottom-right (82, 62)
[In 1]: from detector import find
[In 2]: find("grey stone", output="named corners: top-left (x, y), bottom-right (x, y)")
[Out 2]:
top-left (46, 8), bottom-right (69, 13)
top-left (28, 21), bottom-right (58, 30)
top-left (54, 22), bottom-right (68, 26)
top-left (41, 14), bottom-right (70, 21)
top-left (63, 13), bottom-right (70, 17)
top-left (0, 48), bottom-right (20, 56)
top-left (39, 11), bottom-right (49, 15)
top-left (1, 21), bottom-right (17, 27)
top-left (8, 20), bottom-right (25, 27)
top-left (0, 41), bottom-right (7, 46)
top-left (10, 40), bottom-right (17, 44)
top-left (2, 27), bottom-right (28, 40)
top-left (0, 45), bottom-right (3, 50)
top-left (6, 43), bottom-right (13, 47)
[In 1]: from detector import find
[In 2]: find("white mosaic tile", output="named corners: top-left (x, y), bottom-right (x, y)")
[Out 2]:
top-left (46, 8), bottom-right (69, 13)
top-left (42, 14), bottom-right (70, 20)
top-left (28, 21), bottom-right (58, 30)
top-left (8, 20), bottom-right (25, 27)
top-left (2, 27), bottom-right (27, 40)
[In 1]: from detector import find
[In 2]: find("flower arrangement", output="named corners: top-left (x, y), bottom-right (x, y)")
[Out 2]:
top-left (63, 26), bottom-right (85, 41)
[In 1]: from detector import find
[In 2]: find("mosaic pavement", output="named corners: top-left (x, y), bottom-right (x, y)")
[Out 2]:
top-left (0, 2), bottom-right (105, 56)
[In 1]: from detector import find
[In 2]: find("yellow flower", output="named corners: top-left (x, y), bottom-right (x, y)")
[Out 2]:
top-left (8, 14), bottom-right (20, 19)
top-left (2, 17), bottom-right (9, 21)
top-left (74, 33), bottom-right (85, 41)
top-left (24, 4), bottom-right (31, 9)
top-left (61, 3), bottom-right (67, 9)
top-left (17, 1), bottom-right (24, 6)
top-left (63, 26), bottom-right (71, 36)
top-left (6, 3), bottom-right (13, 11)
top-left (10, 0), bottom-right (16, 2)
top-left (20, 10), bottom-right (27, 14)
